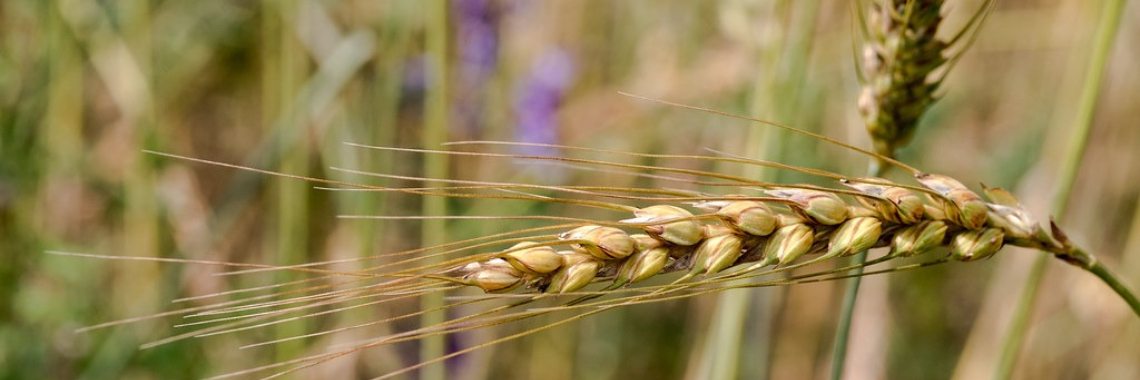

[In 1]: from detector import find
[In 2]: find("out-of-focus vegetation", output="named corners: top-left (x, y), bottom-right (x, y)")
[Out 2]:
top-left (1, 1), bottom-right (1138, 379)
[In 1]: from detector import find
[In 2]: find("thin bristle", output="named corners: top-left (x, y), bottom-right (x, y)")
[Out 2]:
top-left (342, 142), bottom-right (786, 191)
top-left (219, 223), bottom-right (586, 275)
top-left (615, 92), bottom-right (924, 174)
top-left (445, 140), bottom-right (853, 181)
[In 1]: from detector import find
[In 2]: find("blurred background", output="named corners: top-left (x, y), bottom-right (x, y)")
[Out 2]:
top-left (2, 0), bottom-right (1138, 379)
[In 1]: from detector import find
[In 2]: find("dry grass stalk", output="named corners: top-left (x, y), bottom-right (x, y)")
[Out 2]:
top-left (53, 97), bottom-right (1131, 379)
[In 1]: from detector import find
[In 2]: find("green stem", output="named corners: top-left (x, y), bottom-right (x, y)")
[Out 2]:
top-left (420, 1), bottom-right (450, 379)
top-left (829, 251), bottom-right (867, 380)
top-left (1052, 247), bottom-right (1140, 317)
top-left (700, 1), bottom-right (823, 378)
top-left (996, 0), bottom-right (1127, 377)
top-left (1087, 259), bottom-right (1140, 317)
top-left (828, 163), bottom-right (884, 380)
top-left (994, 256), bottom-right (1046, 379)
top-left (267, 0), bottom-right (310, 362)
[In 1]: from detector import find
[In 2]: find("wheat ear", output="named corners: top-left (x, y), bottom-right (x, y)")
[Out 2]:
top-left (59, 99), bottom-right (1138, 379)
top-left (250, 140), bottom-right (1136, 379)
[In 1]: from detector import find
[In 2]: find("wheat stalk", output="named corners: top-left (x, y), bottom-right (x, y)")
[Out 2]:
top-left (51, 96), bottom-right (1137, 379)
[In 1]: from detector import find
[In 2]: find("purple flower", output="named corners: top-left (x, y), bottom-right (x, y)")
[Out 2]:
top-left (513, 49), bottom-right (576, 159)
top-left (453, 0), bottom-right (500, 135)
top-left (402, 54), bottom-right (428, 98)
top-left (455, 0), bottom-right (498, 82)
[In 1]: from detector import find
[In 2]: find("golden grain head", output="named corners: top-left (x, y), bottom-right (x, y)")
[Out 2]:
top-left (547, 252), bottom-right (602, 293)
top-left (504, 242), bottom-right (563, 275)
top-left (564, 225), bottom-right (636, 260)
top-left (760, 223), bottom-right (814, 266)
top-left (716, 200), bottom-right (778, 236)
top-left (628, 205), bottom-right (704, 246)
top-left (696, 233), bottom-right (746, 275)
top-left (466, 259), bottom-right (526, 292)
top-left (828, 217), bottom-right (883, 257)
top-left (950, 228), bottom-right (1005, 262)
top-left (617, 246), bottom-right (671, 284)
top-left (769, 188), bottom-right (850, 225)
top-left (889, 220), bottom-right (948, 257)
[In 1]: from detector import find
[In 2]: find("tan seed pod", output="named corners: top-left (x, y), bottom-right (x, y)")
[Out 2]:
top-left (703, 224), bottom-right (737, 238)
top-left (617, 246), bottom-right (670, 284)
top-left (844, 180), bottom-right (925, 224)
top-left (465, 259), bottom-right (525, 293)
top-left (889, 220), bottom-right (948, 257)
top-left (985, 204), bottom-right (1039, 241)
top-left (762, 223), bottom-right (815, 265)
top-left (775, 213), bottom-right (807, 227)
top-left (695, 233), bottom-right (745, 275)
top-left (927, 196), bottom-right (961, 226)
top-left (827, 217), bottom-right (883, 257)
top-left (562, 225), bottom-right (636, 260)
top-left (561, 225), bottom-right (601, 241)
top-left (888, 188), bottom-right (927, 225)
top-left (557, 250), bottom-right (593, 266)
top-left (503, 242), bottom-right (562, 275)
top-left (956, 199), bottom-right (990, 230)
top-left (843, 180), bottom-right (895, 217)
top-left (470, 270), bottom-right (523, 293)
top-left (585, 227), bottom-right (636, 260)
top-left (547, 253), bottom-right (601, 293)
top-left (917, 173), bottom-right (974, 198)
top-left (716, 201), bottom-right (778, 236)
top-left (768, 188), bottom-right (849, 225)
top-left (630, 233), bottom-right (664, 251)
top-left (950, 228), bottom-right (1005, 262)
top-left (624, 205), bottom-right (703, 246)
top-left (981, 185), bottom-right (1023, 208)
top-left (916, 173), bottom-right (987, 229)
top-left (847, 205), bottom-right (880, 219)
top-left (563, 225), bottom-right (608, 236)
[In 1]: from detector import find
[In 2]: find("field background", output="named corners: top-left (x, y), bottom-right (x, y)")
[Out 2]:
top-left (2, 0), bottom-right (1139, 379)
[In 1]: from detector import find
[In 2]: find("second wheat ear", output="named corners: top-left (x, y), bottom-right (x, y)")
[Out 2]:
top-left (856, 0), bottom-right (993, 164)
